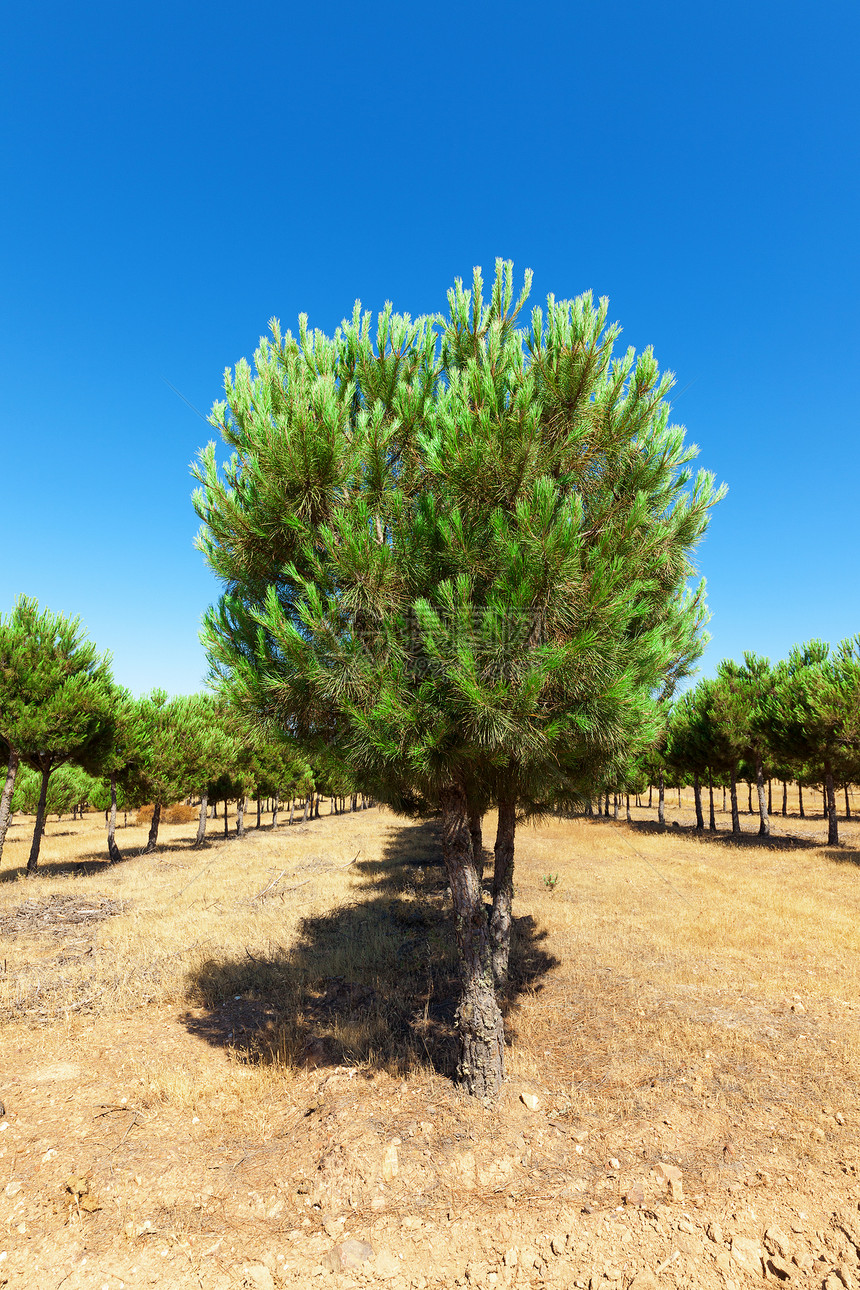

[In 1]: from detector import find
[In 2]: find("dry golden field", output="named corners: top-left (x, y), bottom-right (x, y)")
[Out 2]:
top-left (0, 795), bottom-right (859, 1289)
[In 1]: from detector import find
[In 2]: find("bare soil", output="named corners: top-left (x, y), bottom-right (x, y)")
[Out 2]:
top-left (1, 795), bottom-right (859, 1289)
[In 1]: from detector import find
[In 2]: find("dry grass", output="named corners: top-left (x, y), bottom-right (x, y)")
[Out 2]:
top-left (1, 796), bottom-right (859, 1287)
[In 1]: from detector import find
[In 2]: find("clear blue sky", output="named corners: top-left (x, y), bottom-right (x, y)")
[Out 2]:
top-left (2, 2), bottom-right (858, 695)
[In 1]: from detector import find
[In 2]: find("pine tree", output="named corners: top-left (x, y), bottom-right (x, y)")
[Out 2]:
top-left (0, 597), bottom-right (114, 873)
top-left (757, 640), bottom-right (860, 846)
top-left (79, 686), bottom-right (146, 861)
top-left (127, 691), bottom-right (214, 853)
top-left (193, 263), bottom-right (723, 1096)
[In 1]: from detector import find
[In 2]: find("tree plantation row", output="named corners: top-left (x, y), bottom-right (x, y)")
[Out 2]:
top-left (7, 264), bottom-right (855, 1098)
top-left (615, 644), bottom-right (860, 847)
top-left (0, 598), bottom-right (367, 875)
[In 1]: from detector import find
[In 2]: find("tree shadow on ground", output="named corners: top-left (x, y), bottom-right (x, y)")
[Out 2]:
top-left (625, 818), bottom-right (822, 852)
top-left (821, 847), bottom-right (860, 868)
top-left (0, 858), bottom-right (117, 882)
top-left (182, 817), bottom-right (558, 1081)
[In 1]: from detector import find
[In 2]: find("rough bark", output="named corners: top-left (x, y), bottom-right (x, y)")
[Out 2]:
top-left (648, 785), bottom-right (652, 808)
top-left (223, 802), bottom-right (228, 836)
top-left (782, 780), bottom-right (788, 817)
top-left (490, 796), bottom-right (516, 989)
top-left (768, 778), bottom-right (773, 815)
top-left (289, 798), bottom-right (295, 825)
top-left (27, 763), bottom-right (52, 873)
top-left (747, 782), bottom-right (753, 814)
top-left (107, 771), bottom-right (122, 863)
top-left (845, 784), bottom-right (851, 820)
top-left (657, 769), bottom-right (665, 826)
top-left (237, 796), bottom-right (245, 837)
top-left (194, 793), bottom-right (208, 848)
top-left (272, 794), bottom-right (279, 827)
top-left (825, 764), bottom-right (839, 845)
top-left (256, 795), bottom-right (262, 829)
top-left (755, 754), bottom-right (770, 837)
top-left (626, 793), bottom-right (632, 823)
top-left (440, 783), bottom-right (504, 1099)
top-left (708, 768), bottom-right (716, 831)
top-left (0, 749), bottom-right (20, 863)
top-left (302, 796), bottom-right (310, 823)
top-left (729, 765), bottom-right (740, 835)
top-left (693, 772), bottom-right (704, 830)
top-left (613, 793), bottom-right (619, 820)
top-left (143, 800), bottom-right (161, 855)
top-left (798, 783), bottom-right (805, 818)
top-left (467, 804), bottom-right (484, 882)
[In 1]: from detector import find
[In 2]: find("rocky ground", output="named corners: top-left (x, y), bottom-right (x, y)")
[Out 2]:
top-left (1, 802), bottom-right (859, 1287)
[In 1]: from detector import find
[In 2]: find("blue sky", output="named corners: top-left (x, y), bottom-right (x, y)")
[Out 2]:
top-left (2, 1), bottom-right (858, 695)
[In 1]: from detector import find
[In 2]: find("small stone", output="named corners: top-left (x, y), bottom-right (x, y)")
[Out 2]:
top-left (790, 999), bottom-right (805, 1014)
top-left (520, 1092), bottom-right (540, 1111)
top-left (608, 1157), bottom-right (621, 1171)
top-left (766, 1255), bottom-right (792, 1281)
top-left (325, 1239), bottom-right (375, 1273)
top-left (503, 1248), bottom-right (518, 1267)
top-left (836, 1112), bottom-right (846, 1125)
top-left (730, 1235), bottom-right (764, 1276)
top-left (624, 1182), bottom-right (645, 1207)
top-left (706, 1221), bottom-right (724, 1244)
top-left (572, 1129), bottom-right (589, 1142)
top-left (381, 1142), bottom-right (400, 1181)
top-left (825, 1276), bottom-right (845, 1290)
top-left (550, 1235), bottom-right (567, 1256)
top-left (765, 1228), bottom-right (792, 1259)
top-left (0, 1101), bottom-right (5, 1117)
top-left (4, 1181), bottom-right (22, 1198)
top-left (323, 1215), bottom-right (345, 1238)
top-left (628, 1273), bottom-right (658, 1290)
top-left (374, 1249), bottom-right (400, 1279)
top-left (243, 1265), bottom-right (275, 1290)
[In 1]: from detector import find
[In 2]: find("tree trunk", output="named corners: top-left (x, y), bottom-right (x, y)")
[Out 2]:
top-left (722, 786), bottom-right (726, 812)
top-left (845, 784), bottom-right (851, 820)
top-left (693, 772), bottom-right (704, 830)
top-left (658, 769), bottom-right (665, 826)
top-left (237, 796), bottom-right (245, 837)
top-left (626, 793), bottom-right (632, 822)
top-left (440, 783), bottom-right (504, 1099)
top-left (302, 796), bottom-right (310, 823)
top-left (613, 793), bottom-right (619, 820)
top-left (603, 791), bottom-right (610, 818)
top-left (708, 768), bottom-right (716, 831)
top-left (27, 762), bottom-right (52, 873)
top-left (212, 800), bottom-right (217, 818)
top-left (223, 802), bottom-right (229, 836)
top-left (194, 793), bottom-right (208, 848)
top-left (729, 765), bottom-right (740, 835)
top-left (798, 783), bottom-right (805, 818)
top-left (288, 798), bottom-right (295, 825)
top-left (768, 778), bottom-right (773, 814)
top-left (648, 785), bottom-right (652, 808)
top-left (678, 786), bottom-right (682, 807)
top-left (272, 794), bottom-right (279, 827)
top-left (822, 787), bottom-right (827, 819)
top-left (490, 795), bottom-right (516, 989)
top-left (468, 804), bottom-right (484, 882)
top-left (825, 764), bottom-right (839, 845)
top-left (107, 771), bottom-right (122, 863)
top-left (782, 780), bottom-right (788, 817)
top-left (143, 800), bottom-right (162, 855)
top-left (256, 795), bottom-right (262, 829)
top-left (755, 754), bottom-right (770, 837)
top-left (0, 749), bottom-right (20, 863)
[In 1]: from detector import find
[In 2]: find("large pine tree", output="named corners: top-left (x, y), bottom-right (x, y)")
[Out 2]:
top-left (193, 263), bottom-right (723, 1096)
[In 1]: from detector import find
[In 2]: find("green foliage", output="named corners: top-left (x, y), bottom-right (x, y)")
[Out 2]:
top-left (192, 262), bottom-right (723, 815)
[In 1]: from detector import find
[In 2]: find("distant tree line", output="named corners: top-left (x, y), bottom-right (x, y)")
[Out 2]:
top-left (0, 598), bottom-right (367, 875)
top-left (594, 644), bottom-right (860, 847)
